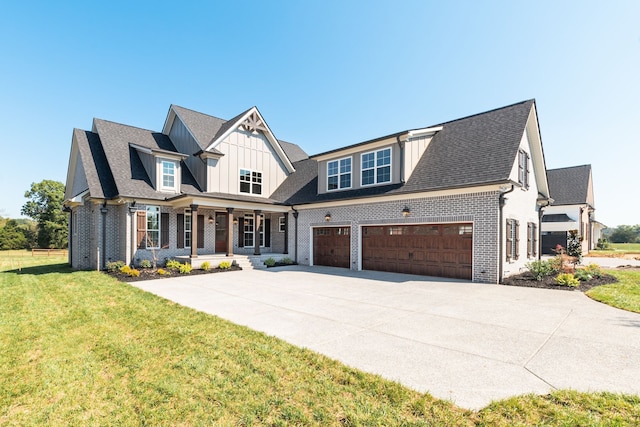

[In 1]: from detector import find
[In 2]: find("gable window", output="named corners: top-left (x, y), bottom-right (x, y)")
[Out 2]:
top-left (327, 157), bottom-right (351, 191)
top-left (243, 213), bottom-right (264, 247)
top-left (184, 209), bottom-right (192, 248)
top-left (361, 148), bottom-right (391, 186)
top-left (527, 222), bottom-right (537, 258)
top-left (518, 150), bottom-right (530, 189)
top-left (240, 169), bottom-right (262, 195)
top-left (146, 206), bottom-right (160, 249)
top-left (506, 219), bottom-right (520, 261)
top-left (160, 160), bottom-right (177, 191)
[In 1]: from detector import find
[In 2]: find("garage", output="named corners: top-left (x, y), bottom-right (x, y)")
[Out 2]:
top-left (313, 226), bottom-right (351, 268)
top-left (541, 231), bottom-right (567, 255)
top-left (362, 223), bottom-right (473, 280)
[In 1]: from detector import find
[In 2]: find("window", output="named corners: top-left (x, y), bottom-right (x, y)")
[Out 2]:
top-left (279, 216), bottom-right (285, 233)
top-left (518, 150), bottom-right (530, 189)
top-left (146, 206), bottom-right (160, 249)
top-left (184, 209), bottom-right (192, 248)
top-left (506, 219), bottom-right (520, 261)
top-left (243, 214), bottom-right (264, 247)
top-left (527, 222), bottom-right (537, 258)
top-left (361, 148), bottom-right (391, 186)
top-left (160, 160), bottom-right (176, 191)
top-left (327, 157), bottom-right (351, 191)
top-left (240, 169), bottom-right (262, 195)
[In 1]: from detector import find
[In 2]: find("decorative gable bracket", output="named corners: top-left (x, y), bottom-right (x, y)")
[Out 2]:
top-left (241, 111), bottom-right (267, 133)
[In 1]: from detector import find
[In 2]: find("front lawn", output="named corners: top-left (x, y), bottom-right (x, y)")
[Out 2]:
top-left (586, 269), bottom-right (640, 313)
top-left (1, 253), bottom-right (639, 425)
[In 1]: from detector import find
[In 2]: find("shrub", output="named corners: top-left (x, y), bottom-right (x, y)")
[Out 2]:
top-left (178, 263), bottom-right (192, 274)
top-left (281, 257), bottom-right (294, 265)
top-left (566, 229), bottom-right (583, 264)
top-left (139, 259), bottom-right (152, 269)
top-left (119, 265), bottom-right (132, 275)
top-left (200, 261), bottom-right (211, 271)
top-left (596, 238), bottom-right (612, 250)
top-left (584, 263), bottom-right (604, 278)
top-left (157, 268), bottom-right (169, 276)
top-left (574, 269), bottom-right (593, 282)
top-left (106, 260), bottom-right (125, 272)
top-left (555, 273), bottom-right (580, 287)
top-left (218, 260), bottom-right (232, 270)
top-left (525, 260), bottom-right (554, 281)
top-left (264, 257), bottom-right (276, 267)
top-left (166, 259), bottom-right (182, 271)
top-left (128, 268), bottom-right (140, 277)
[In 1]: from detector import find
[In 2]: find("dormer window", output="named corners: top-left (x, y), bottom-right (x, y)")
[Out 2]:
top-left (159, 159), bottom-right (178, 192)
top-left (361, 148), bottom-right (391, 186)
top-left (240, 169), bottom-right (262, 195)
top-left (327, 157), bottom-right (351, 191)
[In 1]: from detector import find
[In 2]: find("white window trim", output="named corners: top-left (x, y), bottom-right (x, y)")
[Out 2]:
top-left (184, 209), bottom-right (192, 249)
top-left (239, 168), bottom-right (263, 195)
top-left (278, 216), bottom-right (285, 233)
top-left (243, 213), bottom-right (265, 248)
top-left (361, 147), bottom-right (392, 187)
top-left (158, 158), bottom-right (179, 193)
top-left (327, 156), bottom-right (352, 191)
top-left (146, 206), bottom-right (161, 249)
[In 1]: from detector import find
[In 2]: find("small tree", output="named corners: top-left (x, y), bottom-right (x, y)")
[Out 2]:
top-left (566, 229), bottom-right (583, 265)
top-left (21, 180), bottom-right (68, 248)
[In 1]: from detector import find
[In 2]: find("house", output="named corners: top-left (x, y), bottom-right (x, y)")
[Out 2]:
top-left (64, 99), bottom-right (550, 283)
top-left (541, 165), bottom-right (605, 254)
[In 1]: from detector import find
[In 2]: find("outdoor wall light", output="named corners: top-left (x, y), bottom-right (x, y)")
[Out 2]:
top-left (325, 213), bottom-right (332, 222)
top-left (208, 215), bottom-right (214, 224)
top-left (233, 218), bottom-right (238, 225)
top-left (402, 207), bottom-right (410, 217)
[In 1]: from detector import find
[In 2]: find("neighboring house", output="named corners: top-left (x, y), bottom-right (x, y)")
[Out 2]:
top-left (541, 165), bottom-right (605, 254)
top-left (64, 99), bottom-right (550, 283)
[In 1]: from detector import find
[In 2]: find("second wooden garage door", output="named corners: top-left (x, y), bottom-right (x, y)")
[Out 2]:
top-left (362, 224), bottom-right (472, 280)
top-left (313, 227), bottom-right (351, 268)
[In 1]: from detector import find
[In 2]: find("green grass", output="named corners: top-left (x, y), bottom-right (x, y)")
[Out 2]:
top-left (586, 269), bottom-right (640, 313)
top-left (590, 243), bottom-right (640, 256)
top-left (2, 252), bottom-right (639, 425)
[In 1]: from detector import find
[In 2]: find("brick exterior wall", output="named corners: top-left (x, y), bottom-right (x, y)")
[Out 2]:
top-left (290, 191), bottom-right (501, 283)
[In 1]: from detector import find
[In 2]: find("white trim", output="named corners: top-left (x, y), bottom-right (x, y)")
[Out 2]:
top-left (407, 126), bottom-right (443, 138)
top-left (159, 159), bottom-right (178, 192)
top-left (184, 208), bottom-right (192, 249)
top-left (326, 156), bottom-right (353, 191)
top-left (310, 224), bottom-right (353, 268)
top-left (278, 216), bottom-right (285, 233)
top-left (239, 168), bottom-right (263, 195)
top-left (243, 213), bottom-right (265, 248)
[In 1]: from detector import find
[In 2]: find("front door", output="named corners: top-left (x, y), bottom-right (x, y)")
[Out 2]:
top-left (215, 212), bottom-right (228, 253)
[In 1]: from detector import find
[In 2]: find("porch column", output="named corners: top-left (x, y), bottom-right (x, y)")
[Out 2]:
top-left (190, 204), bottom-right (199, 258)
top-left (283, 212), bottom-right (289, 254)
top-left (254, 209), bottom-right (262, 255)
top-left (226, 207), bottom-right (234, 256)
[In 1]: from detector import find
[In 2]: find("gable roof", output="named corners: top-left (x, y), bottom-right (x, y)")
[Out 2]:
top-left (547, 164), bottom-right (592, 206)
top-left (91, 118), bottom-right (201, 200)
top-left (273, 100), bottom-right (537, 204)
top-left (71, 129), bottom-right (117, 199)
top-left (167, 105), bottom-right (226, 150)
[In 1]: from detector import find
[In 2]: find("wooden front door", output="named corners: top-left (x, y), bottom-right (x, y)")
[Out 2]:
top-left (215, 212), bottom-right (228, 253)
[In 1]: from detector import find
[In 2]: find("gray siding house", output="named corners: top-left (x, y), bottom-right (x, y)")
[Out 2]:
top-left (64, 100), bottom-right (551, 283)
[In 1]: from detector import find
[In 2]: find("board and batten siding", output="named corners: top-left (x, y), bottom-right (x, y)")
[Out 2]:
top-left (207, 129), bottom-right (289, 195)
top-left (168, 117), bottom-right (207, 191)
top-left (404, 135), bottom-right (433, 181)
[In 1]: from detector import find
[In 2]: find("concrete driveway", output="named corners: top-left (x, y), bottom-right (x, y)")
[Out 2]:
top-left (132, 266), bottom-right (640, 410)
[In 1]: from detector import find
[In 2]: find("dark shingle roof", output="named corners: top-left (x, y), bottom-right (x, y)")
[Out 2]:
top-left (547, 165), bottom-right (591, 205)
top-left (542, 213), bottom-right (576, 222)
top-left (278, 139), bottom-right (309, 163)
top-left (171, 105), bottom-right (226, 150)
top-left (92, 119), bottom-right (201, 200)
top-left (273, 100), bottom-right (535, 204)
top-left (73, 129), bottom-right (117, 199)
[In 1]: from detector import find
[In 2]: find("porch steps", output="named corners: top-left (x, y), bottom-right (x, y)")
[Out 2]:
top-left (233, 255), bottom-right (266, 271)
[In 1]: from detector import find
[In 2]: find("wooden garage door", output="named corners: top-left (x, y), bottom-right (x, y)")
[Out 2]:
top-left (362, 224), bottom-right (472, 280)
top-left (313, 227), bottom-right (351, 268)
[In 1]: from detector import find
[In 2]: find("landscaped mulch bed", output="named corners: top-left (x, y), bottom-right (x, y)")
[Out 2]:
top-left (107, 265), bottom-right (243, 282)
top-left (501, 271), bottom-right (618, 292)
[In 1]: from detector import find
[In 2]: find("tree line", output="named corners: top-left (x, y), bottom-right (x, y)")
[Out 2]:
top-left (604, 224), bottom-right (640, 244)
top-left (0, 180), bottom-right (68, 249)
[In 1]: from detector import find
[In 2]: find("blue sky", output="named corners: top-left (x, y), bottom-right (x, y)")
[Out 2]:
top-left (1, 1), bottom-right (638, 227)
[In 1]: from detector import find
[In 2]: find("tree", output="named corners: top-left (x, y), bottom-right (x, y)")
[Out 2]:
top-left (608, 225), bottom-right (640, 243)
top-left (0, 220), bottom-right (29, 249)
top-left (21, 180), bottom-right (68, 248)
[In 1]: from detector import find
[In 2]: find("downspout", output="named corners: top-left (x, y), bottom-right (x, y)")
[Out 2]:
top-left (396, 135), bottom-right (406, 183)
top-left (63, 205), bottom-right (72, 266)
top-left (498, 185), bottom-right (515, 283)
top-left (292, 206), bottom-right (299, 263)
top-left (100, 202), bottom-right (108, 271)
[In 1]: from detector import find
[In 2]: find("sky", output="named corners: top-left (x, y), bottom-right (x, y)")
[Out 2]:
top-left (0, 1), bottom-right (638, 227)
